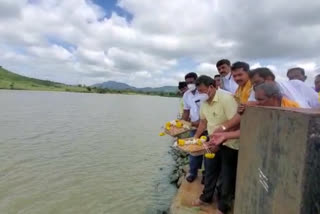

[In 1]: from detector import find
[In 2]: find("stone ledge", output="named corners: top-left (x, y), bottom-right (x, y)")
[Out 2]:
top-left (170, 175), bottom-right (220, 214)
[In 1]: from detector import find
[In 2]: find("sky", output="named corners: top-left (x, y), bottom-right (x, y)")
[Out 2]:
top-left (0, 0), bottom-right (319, 87)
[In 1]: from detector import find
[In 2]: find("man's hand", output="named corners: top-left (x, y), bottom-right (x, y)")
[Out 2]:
top-left (209, 145), bottom-right (220, 153)
top-left (238, 102), bottom-right (258, 115)
top-left (191, 120), bottom-right (200, 127)
top-left (204, 142), bottom-right (219, 153)
top-left (237, 104), bottom-right (246, 115)
top-left (209, 132), bottom-right (227, 146)
top-left (212, 126), bottom-right (224, 134)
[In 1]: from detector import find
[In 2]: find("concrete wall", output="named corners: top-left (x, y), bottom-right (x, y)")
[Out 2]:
top-left (234, 107), bottom-right (320, 214)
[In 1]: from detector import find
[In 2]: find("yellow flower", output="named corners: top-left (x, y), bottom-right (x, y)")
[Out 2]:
top-left (166, 122), bottom-right (171, 127)
top-left (200, 136), bottom-right (207, 141)
top-left (197, 139), bottom-right (203, 146)
top-left (178, 139), bottom-right (185, 146)
top-left (176, 121), bottom-right (183, 128)
top-left (159, 132), bottom-right (166, 136)
top-left (205, 153), bottom-right (215, 159)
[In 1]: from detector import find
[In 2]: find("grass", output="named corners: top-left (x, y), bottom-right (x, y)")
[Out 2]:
top-left (0, 66), bottom-right (90, 93)
top-left (0, 66), bottom-right (179, 97)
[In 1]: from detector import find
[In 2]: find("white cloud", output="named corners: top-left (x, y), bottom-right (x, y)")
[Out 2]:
top-left (196, 63), bottom-right (217, 76)
top-left (0, 0), bottom-right (319, 87)
top-left (29, 45), bottom-right (73, 61)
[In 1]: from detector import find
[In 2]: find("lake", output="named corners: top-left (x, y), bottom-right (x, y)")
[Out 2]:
top-left (0, 90), bottom-right (179, 214)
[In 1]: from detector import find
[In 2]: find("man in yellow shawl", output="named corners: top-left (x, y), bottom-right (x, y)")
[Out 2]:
top-left (211, 61), bottom-right (253, 133)
top-left (232, 61), bottom-right (254, 103)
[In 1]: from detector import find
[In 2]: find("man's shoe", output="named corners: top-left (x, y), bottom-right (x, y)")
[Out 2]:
top-left (186, 174), bottom-right (197, 183)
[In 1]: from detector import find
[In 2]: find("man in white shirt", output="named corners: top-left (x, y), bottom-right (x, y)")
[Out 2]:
top-left (287, 67), bottom-right (307, 82)
top-left (182, 72), bottom-right (207, 182)
top-left (216, 59), bottom-right (238, 94)
top-left (250, 67), bottom-right (320, 108)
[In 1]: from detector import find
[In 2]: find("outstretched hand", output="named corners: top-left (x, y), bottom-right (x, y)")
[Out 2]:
top-left (209, 132), bottom-right (227, 146)
top-left (237, 104), bottom-right (246, 115)
top-left (238, 101), bottom-right (258, 115)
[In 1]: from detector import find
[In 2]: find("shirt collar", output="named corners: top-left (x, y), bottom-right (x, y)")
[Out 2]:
top-left (207, 90), bottom-right (220, 105)
top-left (224, 72), bottom-right (232, 80)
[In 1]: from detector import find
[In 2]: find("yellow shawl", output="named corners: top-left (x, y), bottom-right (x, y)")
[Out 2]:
top-left (281, 97), bottom-right (300, 108)
top-left (235, 80), bottom-right (252, 104)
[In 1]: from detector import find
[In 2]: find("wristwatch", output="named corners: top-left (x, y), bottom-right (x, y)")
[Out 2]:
top-left (221, 125), bottom-right (227, 131)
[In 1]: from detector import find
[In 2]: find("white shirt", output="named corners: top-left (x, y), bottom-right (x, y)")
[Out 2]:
top-left (221, 72), bottom-right (238, 94)
top-left (276, 80), bottom-right (320, 108)
top-left (183, 89), bottom-right (207, 122)
top-left (248, 90), bottom-right (256, 102)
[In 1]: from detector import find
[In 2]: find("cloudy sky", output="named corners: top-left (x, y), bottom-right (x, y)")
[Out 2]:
top-left (0, 0), bottom-right (319, 87)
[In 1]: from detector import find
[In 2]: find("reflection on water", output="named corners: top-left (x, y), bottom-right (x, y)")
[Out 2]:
top-left (0, 91), bottom-right (179, 214)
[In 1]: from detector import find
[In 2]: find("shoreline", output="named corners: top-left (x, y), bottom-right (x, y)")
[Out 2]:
top-left (168, 145), bottom-right (189, 188)
top-left (0, 88), bottom-right (179, 98)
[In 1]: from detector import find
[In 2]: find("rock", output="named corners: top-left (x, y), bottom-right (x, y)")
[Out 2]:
top-left (176, 176), bottom-right (184, 188)
top-left (170, 173), bottom-right (179, 183)
top-left (176, 157), bottom-right (182, 164)
top-left (180, 152), bottom-right (187, 158)
top-left (169, 146), bottom-right (189, 186)
top-left (156, 210), bottom-right (168, 214)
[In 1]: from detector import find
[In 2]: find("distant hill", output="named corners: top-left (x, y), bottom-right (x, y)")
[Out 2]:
top-left (0, 67), bottom-right (178, 96)
top-left (93, 81), bottom-right (177, 93)
top-left (0, 66), bottom-right (87, 92)
top-left (92, 81), bottom-right (135, 90)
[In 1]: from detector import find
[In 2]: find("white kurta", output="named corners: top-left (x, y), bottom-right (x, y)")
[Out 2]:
top-left (221, 72), bottom-right (238, 94)
top-left (183, 89), bottom-right (207, 122)
top-left (276, 80), bottom-right (320, 108)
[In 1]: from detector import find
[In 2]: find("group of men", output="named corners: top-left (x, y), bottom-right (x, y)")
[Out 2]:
top-left (177, 59), bottom-right (320, 214)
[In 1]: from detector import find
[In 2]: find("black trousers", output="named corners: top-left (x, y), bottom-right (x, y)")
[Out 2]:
top-left (200, 146), bottom-right (238, 213)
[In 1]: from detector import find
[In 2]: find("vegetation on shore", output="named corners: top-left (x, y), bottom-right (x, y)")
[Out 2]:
top-left (0, 66), bottom-right (178, 97)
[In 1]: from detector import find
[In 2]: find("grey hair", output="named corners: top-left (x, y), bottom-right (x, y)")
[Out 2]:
top-left (255, 82), bottom-right (282, 99)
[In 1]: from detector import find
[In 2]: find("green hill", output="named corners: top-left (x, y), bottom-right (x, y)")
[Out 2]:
top-left (0, 66), bottom-right (178, 97)
top-left (0, 66), bottom-right (88, 92)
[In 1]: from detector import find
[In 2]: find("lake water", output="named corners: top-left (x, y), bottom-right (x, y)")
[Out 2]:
top-left (0, 90), bottom-right (179, 214)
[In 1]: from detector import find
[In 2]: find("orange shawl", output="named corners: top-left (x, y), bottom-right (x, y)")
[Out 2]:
top-left (235, 80), bottom-right (253, 104)
top-left (281, 97), bottom-right (300, 108)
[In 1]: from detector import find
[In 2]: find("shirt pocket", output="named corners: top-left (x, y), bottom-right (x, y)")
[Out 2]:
top-left (211, 106), bottom-right (225, 123)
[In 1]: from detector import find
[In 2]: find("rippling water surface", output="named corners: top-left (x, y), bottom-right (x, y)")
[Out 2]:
top-left (0, 90), bottom-right (178, 214)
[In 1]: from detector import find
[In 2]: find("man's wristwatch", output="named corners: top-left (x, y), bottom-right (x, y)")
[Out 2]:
top-left (221, 125), bottom-right (227, 131)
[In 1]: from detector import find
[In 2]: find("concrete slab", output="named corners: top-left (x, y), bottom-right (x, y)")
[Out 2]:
top-left (234, 107), bottom-right (320, 214)
top-left (170, 175), bottom-right (221, 214)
